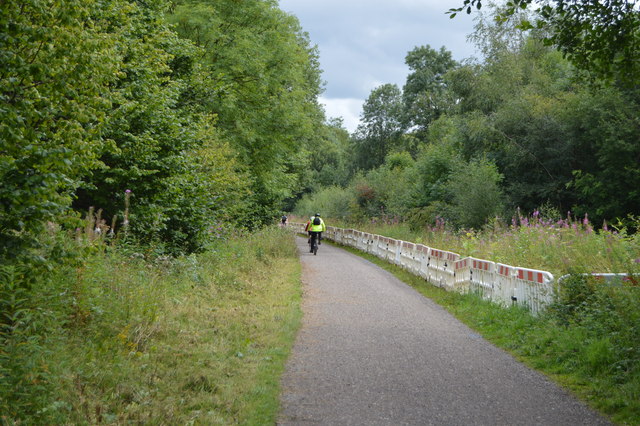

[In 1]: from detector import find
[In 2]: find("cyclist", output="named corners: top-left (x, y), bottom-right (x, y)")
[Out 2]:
top-left (280, 214), bottom-right (288, 226)
top-left (309, 213), bottom-right (326, 253)
top-left (304, 214), bottom-right (314, 242)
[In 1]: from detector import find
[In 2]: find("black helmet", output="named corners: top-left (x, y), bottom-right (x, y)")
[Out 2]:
top-left (315, 213), bottom-right (321, 217)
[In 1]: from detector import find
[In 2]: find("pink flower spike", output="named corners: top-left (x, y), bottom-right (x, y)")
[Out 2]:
top-left (125, 189), bottom-right (132, 194)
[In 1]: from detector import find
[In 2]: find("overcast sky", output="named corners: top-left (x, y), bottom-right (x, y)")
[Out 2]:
top-left (278, 0), bottom-right (480, 133)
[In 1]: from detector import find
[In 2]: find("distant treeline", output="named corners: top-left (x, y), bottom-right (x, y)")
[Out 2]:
top-left (295, 6), bottom-right (640, 230)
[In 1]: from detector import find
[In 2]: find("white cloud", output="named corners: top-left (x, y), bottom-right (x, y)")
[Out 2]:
top-left (320, 97), bottom-right (363, 134)
top-left (279, 0), bottom-right (480, 133)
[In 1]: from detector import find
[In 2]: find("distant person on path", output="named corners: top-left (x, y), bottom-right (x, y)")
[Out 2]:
top-left (280, 215), bottom-right (288, 226)
top-left (308, 213), bottom-right (326, 251)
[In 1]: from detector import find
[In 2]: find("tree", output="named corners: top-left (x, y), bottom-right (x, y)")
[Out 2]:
top-left (0, 0), bottom-right (122, 261)
top-left (169, 0), bottom-right (326, 224)
top-left (353, 84), bottom-right (405, 171)
top-left (402, 45), bottom-right (458, 137)
top-left (449, 0), bottom-right (640, 85)
top-left (563, 88), bottom-right (640, 224)
top-left (306, 118), bottom-right (353, 188)
top-left (447, 157), bottom-right (504, 229)
top-left (71, 1), bottom-right (230, 254)
top-left (409, 125), bottom-right (461, 211)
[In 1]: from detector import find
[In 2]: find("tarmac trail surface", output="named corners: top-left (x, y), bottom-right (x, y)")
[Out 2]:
top-left (278, 237), bottom-right (611, 425)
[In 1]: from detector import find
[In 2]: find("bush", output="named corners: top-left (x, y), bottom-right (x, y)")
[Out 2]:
top-left (549, 274), bottom-right (640, 379)
top-left (446, 157), bottom-right (505, 229)
top-left (1, 225), bottom-right (300, 424)
top-left (293, 186), bottom-right (355, 221)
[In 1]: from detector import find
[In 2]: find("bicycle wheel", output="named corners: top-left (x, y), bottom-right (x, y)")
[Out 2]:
top-left (313, 240), bottom-right (318, 255)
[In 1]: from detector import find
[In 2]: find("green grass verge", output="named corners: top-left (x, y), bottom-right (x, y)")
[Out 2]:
top-left (3, 227), bottom-right (302, 424)
top-left (336, 243), bottom-right (639, 426)
top-left (322, 217), bottom-right (640, 277)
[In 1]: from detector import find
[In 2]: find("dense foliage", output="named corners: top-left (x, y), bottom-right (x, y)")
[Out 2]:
top-left (1, 225), bottom-right (300, 423)
top-left (1, 0), bottom-right (327, 261)
top-left (449, 0), bottom-right (640, 86)
top-left (168, 0), bottom-right (325, 224)
top-left (295, 5), bottom-right (640, 232)
top-left (1, 1), bottom-right (325, 421)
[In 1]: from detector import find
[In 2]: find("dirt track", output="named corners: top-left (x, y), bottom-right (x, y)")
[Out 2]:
top-left (278, 237), bottom-right (611, 425)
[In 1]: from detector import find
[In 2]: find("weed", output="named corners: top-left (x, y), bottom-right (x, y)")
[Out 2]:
top-left (1, 226), bottom-right (302, 424)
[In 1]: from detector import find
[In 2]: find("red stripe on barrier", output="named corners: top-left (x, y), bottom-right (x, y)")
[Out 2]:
top-left (498, 265), bottom-right (511, 276)
top-left (473, 259), bottom-right (490, 271)
top-left (515, 268), bottom-right (547, 284)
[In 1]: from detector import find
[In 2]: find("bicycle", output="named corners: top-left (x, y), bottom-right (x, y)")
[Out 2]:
top-left (309, 232), bottom-right (319, 255)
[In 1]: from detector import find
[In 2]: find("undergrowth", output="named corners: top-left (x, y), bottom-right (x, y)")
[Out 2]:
top-left (321, 212), bottom-right (640, 277)
top-left (1, 226), bottom-right (301, 424)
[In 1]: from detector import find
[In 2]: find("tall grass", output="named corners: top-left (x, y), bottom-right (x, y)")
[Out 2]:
top-left (1, 226), bottom-right (301, 424)
top-left (323, 212), bottom-right (640, 276)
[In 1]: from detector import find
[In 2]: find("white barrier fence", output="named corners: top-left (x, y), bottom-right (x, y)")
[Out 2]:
top-left (293, 223), bottom-right (557, 314)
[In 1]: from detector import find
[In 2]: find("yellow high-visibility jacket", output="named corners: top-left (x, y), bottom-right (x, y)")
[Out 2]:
top-left (310, 217), bottom-right (326, 232)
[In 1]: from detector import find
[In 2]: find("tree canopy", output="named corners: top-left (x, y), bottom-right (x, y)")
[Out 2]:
top-left (449, 0), bottom-right (640, 85)
top-left (295, 5), bottom-right (640, 230)
top-left (1, 0), bottom-right (328, 261)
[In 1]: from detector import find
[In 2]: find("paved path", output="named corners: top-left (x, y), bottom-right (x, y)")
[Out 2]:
top-left (278, 238), bottom-right (611, 425)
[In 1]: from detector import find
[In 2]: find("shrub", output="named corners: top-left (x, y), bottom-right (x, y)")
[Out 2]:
top-left (446, 157), bottom-right (505, 229)
top-left (293, 186), bottom-right (355, 221)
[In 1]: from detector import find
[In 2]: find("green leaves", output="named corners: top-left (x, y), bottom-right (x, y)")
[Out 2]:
top-left (1, 0), bottom-right (121, 260)
top-left (353, 83), bottom-right (405, 171)
top-left (451, 0), bottom-right (640, 85)
top-left (401, 45), bottom-right (458, 139)
top-left (447, 0), bottom-right (483, 18)
top-left (167, 1), bottom-right (325, 225)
